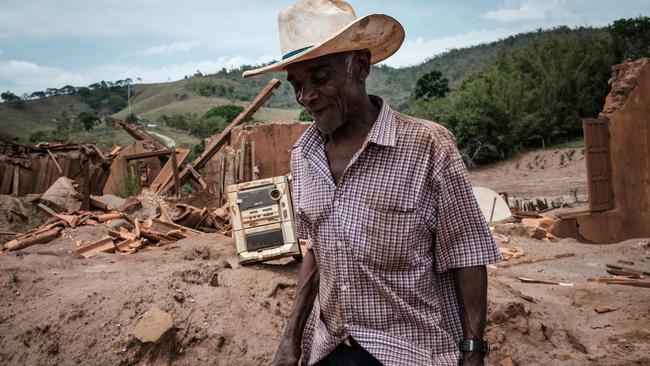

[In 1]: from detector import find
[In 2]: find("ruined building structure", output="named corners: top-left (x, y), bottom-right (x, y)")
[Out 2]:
top-left (555, 58), bottom-right (650, 243)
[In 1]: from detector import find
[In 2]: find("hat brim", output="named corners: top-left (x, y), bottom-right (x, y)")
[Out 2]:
top-left (242, 14), bottom-right (404, 78)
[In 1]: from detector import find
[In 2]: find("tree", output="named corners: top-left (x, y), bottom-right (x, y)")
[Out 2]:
top-left (610, 16), bottom-right (650, 61)
top-left (299, 108), bottom-right (313, 121)
top-left (203, 104), bottom-right (244, 123)
top-left (414, 70), bottom-right (450, 100)
top-left (107, 94), bottom-right (126, 112)
top-left (30, 91), bottom-right (46, 99)
top-left (1, 91), bottom-right (24, 108)
top-left (125, 113), bottom-right (139, 124)
top-left (77, 111), bottom-right (100, 130)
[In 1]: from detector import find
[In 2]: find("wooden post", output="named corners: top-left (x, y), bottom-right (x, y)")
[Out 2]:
top-left (165, 78), bottom-right (281, 193)
top-left (82, 159), bottom-right (90, 211)
top-left (11, 165), bottom-right (19, 196)
top-left (170, 148), bottom-right (181, 198)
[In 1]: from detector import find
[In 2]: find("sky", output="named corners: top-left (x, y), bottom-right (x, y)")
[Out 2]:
top-left (0, 0), bottom-right (648, 95)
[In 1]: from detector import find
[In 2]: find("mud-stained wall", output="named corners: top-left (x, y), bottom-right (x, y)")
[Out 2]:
top-left (555, 58), bottom-right (650, 243)
top-left (204, 121), bottom-right (310, 202)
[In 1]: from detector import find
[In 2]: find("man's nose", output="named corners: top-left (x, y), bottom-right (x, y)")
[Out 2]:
top-left (299, 83), bottom-right (318, 107)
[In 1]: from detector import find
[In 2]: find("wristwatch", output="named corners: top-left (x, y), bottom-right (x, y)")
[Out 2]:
top-left (459, 339), bottom-right (490, 356)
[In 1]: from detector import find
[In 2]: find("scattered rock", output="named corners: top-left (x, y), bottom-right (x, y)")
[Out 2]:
top-left (494, 223), bottom-right (528, 237)
top-left (41, 177), bottom-right (80, 213)
top-left (209, 273), bottom-right (219, 287)
top-left (594, 304), bottom-right (618, 314)
top-left (133, 307), bottom-right (174, 343)
top-left (173, 293), bottom-right (185, 304)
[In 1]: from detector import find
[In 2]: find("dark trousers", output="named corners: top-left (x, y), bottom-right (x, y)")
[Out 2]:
top-left (314, 338), bottom-right (383, 366)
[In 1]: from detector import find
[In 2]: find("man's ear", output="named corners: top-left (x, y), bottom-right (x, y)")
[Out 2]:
top-left (356, 49), bottom-right (372, 82)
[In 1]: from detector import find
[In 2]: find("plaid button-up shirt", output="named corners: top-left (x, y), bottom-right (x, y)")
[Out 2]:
top-left (291, 97), bottom-right (501, 366)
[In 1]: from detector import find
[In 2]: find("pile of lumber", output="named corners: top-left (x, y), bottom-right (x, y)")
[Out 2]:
top-left (2, 179), bottom-right (232, 258)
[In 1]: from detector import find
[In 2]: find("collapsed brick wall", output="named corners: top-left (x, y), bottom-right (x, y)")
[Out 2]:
top-left (601, 58), bottom-right (649, 115)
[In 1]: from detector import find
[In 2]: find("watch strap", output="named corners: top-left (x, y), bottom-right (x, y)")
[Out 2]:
top-left (459, 339), bottom-right (490, 356)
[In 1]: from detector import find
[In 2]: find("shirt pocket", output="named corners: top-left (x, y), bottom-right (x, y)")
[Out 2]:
top-left (358, 202), bottom-right (426, 270)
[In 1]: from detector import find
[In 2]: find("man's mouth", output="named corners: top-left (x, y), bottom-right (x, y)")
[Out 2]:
top-left (310, 106), bottom-right (327, 116)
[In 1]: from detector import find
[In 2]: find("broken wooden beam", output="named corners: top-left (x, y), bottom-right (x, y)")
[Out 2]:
top-left (606, 263), bottom-right (650, 277)
top-left (116, 121), bottom-right (165, 149)
top-left (165, 78), bottom-right (281, 193)
top-left (124, 149), bottom-right (173, 161)
top-left (37, 203), bottom-right (60, 218)
top-left (588, 276), bottom-right (650, 288)
top-left (46, 149), bottom-right (64, 175)
top-left (4, 226), bottom-right (63, 251)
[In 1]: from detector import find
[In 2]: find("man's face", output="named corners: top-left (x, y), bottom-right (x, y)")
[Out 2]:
top-left (286, 51), bottom-right (365, 134)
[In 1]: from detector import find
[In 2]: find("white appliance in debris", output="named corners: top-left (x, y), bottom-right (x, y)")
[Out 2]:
top-left (227, 176), bottom-right (303, 265)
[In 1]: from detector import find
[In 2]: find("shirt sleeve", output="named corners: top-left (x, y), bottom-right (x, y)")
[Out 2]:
top-left (426, 142), bottom-right (502, 274)
top-left (290, 148), bottom-right (312, 250)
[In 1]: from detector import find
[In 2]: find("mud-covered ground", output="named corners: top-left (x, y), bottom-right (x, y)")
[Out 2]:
top-left (0, 226), bottom-right (648, 365)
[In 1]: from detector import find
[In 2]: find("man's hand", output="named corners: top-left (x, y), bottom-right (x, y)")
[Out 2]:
top-left (272, 250), bottom-right (320, 366)
top-left (460, 351), bottom-right (485, 366)
top-left (272, 336), bottom-right (301, 366)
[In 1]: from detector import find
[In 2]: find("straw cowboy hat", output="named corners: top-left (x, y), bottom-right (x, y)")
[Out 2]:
top-left (242, 0), bottom-right (405, 78)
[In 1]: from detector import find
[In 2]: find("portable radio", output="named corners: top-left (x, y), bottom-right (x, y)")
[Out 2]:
top-left (227, 176), bottom-right (302, 265)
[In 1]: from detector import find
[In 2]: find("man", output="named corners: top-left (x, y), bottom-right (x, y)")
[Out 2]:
top-left (244, 1), bottom-right (501, 365)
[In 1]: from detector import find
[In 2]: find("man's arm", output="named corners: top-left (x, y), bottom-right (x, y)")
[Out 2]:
top-left (453, 265), bottom-right (488, 366)
top-left (273, 249), bottom-right (320, 366)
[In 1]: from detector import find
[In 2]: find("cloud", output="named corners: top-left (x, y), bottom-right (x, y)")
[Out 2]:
top-left (384, 28), bottom-right (521, 67)
top-left (0, 55), bottom-right (275, 95)
top-left (91, 54), bottom-right (275, 83)
top-left (0, 0), bottom-right (280, 54)
top-left (138, 41), bottom-right (201, 56)
top-left (483, 0), bottom-right (582, 23)
top-left (0, 60), bottom-right (92, 94)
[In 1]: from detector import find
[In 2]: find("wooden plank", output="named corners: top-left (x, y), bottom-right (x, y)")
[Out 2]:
top-left (167, 78), bottom-right (281, 192)
top-left (170, 148), bottom-right (181, 197)
top-left (47, 149), bottom-right (64, 175)
top-left (82, 159), bottom-right (90, 211)
top-left (11, 165), bottom-right (19, 196)
top-left (124, 149), bottom-right (172, 161)
top-left (37, 203), bottom-right (59, 217)
top-left (0, 163), bottom-right (13, 194)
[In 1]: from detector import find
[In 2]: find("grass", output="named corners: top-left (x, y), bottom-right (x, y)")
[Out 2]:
top-left (0, 95), bottom-right (90, 141)
top-left (7, 269), bottom-right (18, 283)
top-left (550, 138), bottom-right (584, 149)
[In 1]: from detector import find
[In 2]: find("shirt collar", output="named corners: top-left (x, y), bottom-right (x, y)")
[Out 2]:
top-left (293, 96), bottom-right (397, 155)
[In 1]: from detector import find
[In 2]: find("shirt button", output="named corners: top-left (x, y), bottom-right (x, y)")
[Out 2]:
top-left (341, 285), bottom-right (348, 292)
top-left (344, 323), bottom-right (350, 329)
top-left (336, 241), bottom-right (342, 247)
